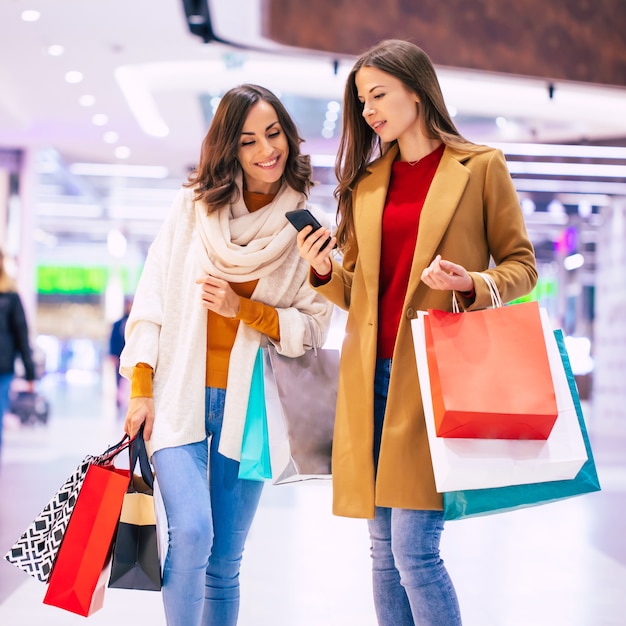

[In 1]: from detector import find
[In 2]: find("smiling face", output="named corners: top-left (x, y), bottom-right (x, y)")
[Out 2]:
top-left (237, 100), bottom-right (289, 195)
top-left (355, 65), bottom-right (421, 145)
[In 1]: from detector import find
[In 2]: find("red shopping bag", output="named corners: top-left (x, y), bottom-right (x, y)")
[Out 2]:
top-left (424, 300), bottom-right (558, 439)
top-left (43, 462), bottom-right (130, 616)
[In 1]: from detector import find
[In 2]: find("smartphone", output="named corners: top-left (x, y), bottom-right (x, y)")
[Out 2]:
top-left (285, 209), bottom-right (336, 250)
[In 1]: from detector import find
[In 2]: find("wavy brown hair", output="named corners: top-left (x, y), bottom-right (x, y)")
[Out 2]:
top-left (185, 84), bottom-right (312, 211)
top-left (335, 39), bottom-right (486, 250)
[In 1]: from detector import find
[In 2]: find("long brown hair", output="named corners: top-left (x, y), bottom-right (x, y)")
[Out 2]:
top-left (185, 84), bottom-right (312, 211)
top-left (335, 39), bottom-right (483, 250)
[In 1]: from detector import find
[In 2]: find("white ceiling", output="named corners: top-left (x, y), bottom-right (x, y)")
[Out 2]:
top-left (1, 0), bottom-right (625, 258)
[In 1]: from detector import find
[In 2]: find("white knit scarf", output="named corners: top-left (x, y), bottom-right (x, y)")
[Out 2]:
top-left (195, 178), bottom-right (306, 282)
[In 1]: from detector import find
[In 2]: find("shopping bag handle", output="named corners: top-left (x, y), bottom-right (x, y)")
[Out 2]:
top-left (100, 433), bottom-right (132, 463)
top-left (267, 316), bottom-right (322, 356)
top-left (129, 425), bottom-right (154, 490)
top-left (307, 316), bottom-right (321, 357)
top-left (452, 272), bottom-right (502, 313)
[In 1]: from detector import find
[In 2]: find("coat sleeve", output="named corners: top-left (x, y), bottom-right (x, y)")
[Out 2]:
top-left (466, 149), bottom-right (538, 309)
top-left (309, 237), bottom-right (358, 312)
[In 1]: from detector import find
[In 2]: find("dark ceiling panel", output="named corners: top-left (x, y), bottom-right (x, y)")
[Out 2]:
top-left (263, 0), bottom-right (626, 86)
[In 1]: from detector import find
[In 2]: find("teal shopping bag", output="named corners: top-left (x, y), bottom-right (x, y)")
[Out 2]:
top-left (238, 348), bottom-right (272, 481)
top-left (443, 329), bottom-right (601, 520)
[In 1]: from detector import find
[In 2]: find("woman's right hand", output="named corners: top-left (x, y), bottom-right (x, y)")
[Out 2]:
top-left (296, 226), bottom-right (335, 276)
top-left (124, 397), bottom-right (155, 440)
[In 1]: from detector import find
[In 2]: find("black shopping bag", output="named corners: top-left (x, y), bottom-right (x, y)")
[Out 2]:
top-left (108, 428), bottom-right (162, 591)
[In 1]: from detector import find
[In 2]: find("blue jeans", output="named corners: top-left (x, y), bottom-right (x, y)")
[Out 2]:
top-left (0, 373), bottom-right (14, 454)
top-left (369, 359), bottom-right (462, 626)
top-left (152, 387), bottom-right (265, 626)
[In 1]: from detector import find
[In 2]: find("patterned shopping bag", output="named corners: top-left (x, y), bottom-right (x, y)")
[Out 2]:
top-left (108, 429), bottom-right (162, 591)
top-left (4, 435), bottom-right (130, 582)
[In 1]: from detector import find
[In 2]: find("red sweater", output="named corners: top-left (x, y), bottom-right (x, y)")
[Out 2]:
top-left (378, 144), bottom-right (444, 358)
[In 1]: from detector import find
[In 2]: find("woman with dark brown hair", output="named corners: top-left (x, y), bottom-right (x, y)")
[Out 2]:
top-left (297, 40), bottom-right (537, 625)
top-left (121, 84), bottom-right (333, 626)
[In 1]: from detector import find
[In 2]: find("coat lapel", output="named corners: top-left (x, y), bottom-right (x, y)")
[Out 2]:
top-left (354, 146), bottom-right (398, 318)
top-left (354, 145), bottom-right (473, 316)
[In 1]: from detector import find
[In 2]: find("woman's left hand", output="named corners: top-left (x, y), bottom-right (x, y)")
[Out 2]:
top-left (421, 255), bottom-right (473, 292)
top-left (196, 275), bottom-right (241, 318)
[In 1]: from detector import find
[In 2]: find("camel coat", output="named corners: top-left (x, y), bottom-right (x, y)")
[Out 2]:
top-left (314, 144), bottom-right (538, 519)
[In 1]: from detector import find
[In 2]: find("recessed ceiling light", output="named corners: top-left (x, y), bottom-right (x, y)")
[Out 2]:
top-left (21, 10), bottom-right (41, 22)
top-left (65, 71), bottom-right (84, 84)
top-left (103, 131), bottom-right (119, 144)
top-left (92, 114), bottom-right (109, 126)
top-left (79, 95), bottom-right (96, 107)
top-left (47, 44), bottom-right (64, 56)
top-left (114, 146), bottom-right (131, 159)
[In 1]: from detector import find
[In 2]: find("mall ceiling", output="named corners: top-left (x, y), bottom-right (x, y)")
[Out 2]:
top-left (0, 0), bottom-right (625, 267)
top-left (265, 0), bottom-right (626, 86)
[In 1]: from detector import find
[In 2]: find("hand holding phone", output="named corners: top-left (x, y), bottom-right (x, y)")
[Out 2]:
top-left (285, 209), bottom-right (336, 250)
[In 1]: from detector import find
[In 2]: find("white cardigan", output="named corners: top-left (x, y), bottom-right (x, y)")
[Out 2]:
top-left (120, 187), bottom-right (335, 459)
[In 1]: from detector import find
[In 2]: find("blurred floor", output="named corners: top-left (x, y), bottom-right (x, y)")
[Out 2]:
top-left (1, 369), bottom-right (625, 626)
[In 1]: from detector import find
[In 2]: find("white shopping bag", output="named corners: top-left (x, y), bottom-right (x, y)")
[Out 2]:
top-left (262, 345), bottom-right (339, 485)
top-left (411, 309), bottom-right (588, 493)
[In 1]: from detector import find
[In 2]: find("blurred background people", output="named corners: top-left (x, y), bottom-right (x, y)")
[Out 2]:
top-left (0, 250), bottom-right (36, 460)
top-left (109, 296), bottom-right (133, 415)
